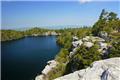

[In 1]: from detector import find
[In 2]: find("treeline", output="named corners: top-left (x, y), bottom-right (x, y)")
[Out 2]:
top-left (56, 27), bottom-right (91, 48)
top-left (92, 9), bottom-right (120, 35)
top-left (24, 27), bottom-right (48, 36)
top-left (1, 30), bottom-right (24, 41)
top-left (1, 27), bottom-right (56, 41)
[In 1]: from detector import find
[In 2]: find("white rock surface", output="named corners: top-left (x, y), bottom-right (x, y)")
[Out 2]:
top-left (70, 48), bottom-right (78, 57)
top-left (35, 60), bottom-right (58, 80)
top-left (42, 60), bottom-right (57, 75)
top-left (99, 31), bottom-right (108, 40)
top-left (35, 75), bottom-right (44, 80)
top-left (73, 36), bottom-right (79, 41)
top-left (84, 42), bottom-right (94, 48)
top-left (82, 36), bottom-right (105, 42)
top-left (54, 57), bottom-right (120, 80)
top-left (99, 42), bottom-right (108, 49)
top-left (72, 40), bottom-right (83, 47)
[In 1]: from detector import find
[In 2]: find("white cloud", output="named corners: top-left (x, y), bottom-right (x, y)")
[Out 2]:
top-left (79, 0), bottom-right (92, 3)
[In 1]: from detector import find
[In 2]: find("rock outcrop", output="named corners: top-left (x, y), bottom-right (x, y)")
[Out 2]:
top-left (35, 36), bottom-right (117, 80)
top-left (70, 36), bottom-right (109, 57)
top-left (35, 60), bottom-right (58, 80)
top-left (54, 57), bottom-right (120, 80)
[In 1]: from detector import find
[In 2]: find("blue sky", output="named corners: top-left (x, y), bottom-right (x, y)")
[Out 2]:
top-left (1, 1), bottom-right (120, 29)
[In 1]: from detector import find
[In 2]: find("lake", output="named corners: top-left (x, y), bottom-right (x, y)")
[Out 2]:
top-left (1, 36), bottom-right (61, 80)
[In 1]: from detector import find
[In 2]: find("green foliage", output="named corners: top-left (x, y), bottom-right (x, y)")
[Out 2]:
top-left (56, 27), bottom-right (92, 47)
top-left (108, 41), bottom-right (120, 57)
top-left (47, 63), bottom-right (66, 80)
top-left (56, 30), bottom-right (72, 48)
top-left (92, 9), bottom-right (120, 35)
top-left (55, 48), bottom-right (69, 63)
top-left (54, 27), bottom-right (91, 76)
top-left (1, 27), bottom-right (56, 41)
top-left (24, 27), bottom-right (48, 36)
top-left (1, 30), bottom-right (24, 41)
top-left (110, 32), bottom-right (120, 41)
top-left (76, 28), bottom-right (92, 38)
top-left (47, 48), bottom-right (70, 80)
top-left (65, 44), bottom-right (101, 73)
top-left (99, 9), bottom-right (107, 20)
top-left (108, 12), bottom-right (117, 21)
top-left (78, 44), bottom-right (101, 65)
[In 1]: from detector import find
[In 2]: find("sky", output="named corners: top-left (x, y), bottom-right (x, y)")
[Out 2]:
top-left (1, 0), bottom-right (120, 29)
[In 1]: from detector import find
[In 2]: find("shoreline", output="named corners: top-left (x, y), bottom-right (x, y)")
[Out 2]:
top-left (1, 33), bottom-right (61, 42)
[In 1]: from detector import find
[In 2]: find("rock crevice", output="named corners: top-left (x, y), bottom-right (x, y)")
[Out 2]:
top-left (55, 57), bottom-right (120, 80)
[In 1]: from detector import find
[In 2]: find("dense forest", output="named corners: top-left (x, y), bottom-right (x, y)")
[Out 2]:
top-left (1, 30), bottom-right (24, 41)
top-left (1, 27), bottom-right (58, 41)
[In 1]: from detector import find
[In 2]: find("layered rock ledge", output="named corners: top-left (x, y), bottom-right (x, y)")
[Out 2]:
top-left (55, 57), bottom-right (120, 80)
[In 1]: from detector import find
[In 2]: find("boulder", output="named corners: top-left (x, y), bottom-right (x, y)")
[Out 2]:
top-left (99, 31), bottom-right (108, 41)
top-left (55, 57), bottom-right (120, 80)
top-left (69, 48), bottom-right (78, 57)
top-left (91, 37), bottom-right (105, 42)
top-left (72, 40), bottom-right (83, 47)
top-left (99, 42), bottom-right (107, 50)
top-left (73, 36), bottom-right (79, 41)
top-left (82, 36), bottom-right (90, 42)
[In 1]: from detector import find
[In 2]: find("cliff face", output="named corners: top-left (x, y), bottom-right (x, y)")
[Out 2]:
top-left (54, 57), bottom-right (120, 80)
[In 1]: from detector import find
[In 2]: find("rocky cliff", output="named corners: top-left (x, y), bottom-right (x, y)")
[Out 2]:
top-left (54, 57), bottom-right (120, 80)
top-left (35, 35), bottom-right (119, 80)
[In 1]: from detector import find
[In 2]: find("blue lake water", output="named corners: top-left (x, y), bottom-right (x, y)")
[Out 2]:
top-left (1, 36), bottom-right (61, 80)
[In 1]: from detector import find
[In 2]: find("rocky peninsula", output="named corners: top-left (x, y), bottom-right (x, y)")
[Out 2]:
top-left (35, 31), bottom-right (119, 80)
